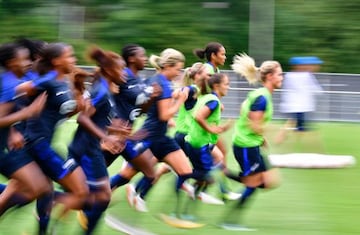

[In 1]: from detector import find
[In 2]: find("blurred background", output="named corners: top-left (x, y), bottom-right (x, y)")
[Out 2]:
top-left (1, 1), bottom-right (360, 234)
top-left (0, 0), bottom-right (359, 73)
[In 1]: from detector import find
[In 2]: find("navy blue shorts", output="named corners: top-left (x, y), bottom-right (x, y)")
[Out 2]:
top-left (174, 132), bottom-right (186, 151)
top-left (27, 139), bottom-right (78, 181)
top-left (0, 148), bottom-right (33, 178)
top-left (104, 139), bottom-right (151, 166)
top-left (147, 136), bottom-right (181, 161)
top-left (232, 145), bottom-right (268, 176)
top-left (72, 153), bottom-right (108, 191)
top-left (185, 142), bottom-right (214, 172)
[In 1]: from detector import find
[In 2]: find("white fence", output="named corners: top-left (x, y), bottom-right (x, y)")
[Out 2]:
top-left (80, 66), bottom-right (360, 123)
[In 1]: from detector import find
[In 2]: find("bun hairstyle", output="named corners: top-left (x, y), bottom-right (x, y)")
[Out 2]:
top-left (148, 48), bottom-right (185, 70)
top-left (193, 42), bottom-right (224, 62)
top-left (232, 53), bottom-right (280, 84)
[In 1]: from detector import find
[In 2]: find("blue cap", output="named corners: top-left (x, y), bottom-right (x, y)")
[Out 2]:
top-left (289, 56), bottom-right (323, 65)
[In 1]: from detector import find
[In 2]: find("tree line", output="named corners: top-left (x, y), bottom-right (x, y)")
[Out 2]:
top-left (1, 0), bottom-right (359, 73)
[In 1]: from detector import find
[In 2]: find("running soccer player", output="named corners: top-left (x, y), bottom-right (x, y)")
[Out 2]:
top-left (220, 53), bottom-right (282, 230)
top-left (152, 63), bottom-right (208, 184)
top-left (155, 62), bottom-right (226, 205)
top-left (127, 48), bottom-right (205, 215)
top-left (97, 44), bottom-right (161, 213)
top-left (67, 46), bottom-right (127, 235)
top-left (19, 42), bottom-right (90, 235)
top-left (105, 43), bottom-right (158, 187)
top-left (0, 42), bottom-right (51, 215)
top-left (183, 73), bottom-right (232, 216)
top-left (194, 42), bottom-right (241, 201)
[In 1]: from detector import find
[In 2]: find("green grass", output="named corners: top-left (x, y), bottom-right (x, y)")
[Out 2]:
top-left (0, 121), bottom-right (359, 235)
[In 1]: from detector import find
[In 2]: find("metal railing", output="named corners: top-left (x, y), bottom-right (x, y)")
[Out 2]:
top-left (80, 66), bottom-right (360, 122)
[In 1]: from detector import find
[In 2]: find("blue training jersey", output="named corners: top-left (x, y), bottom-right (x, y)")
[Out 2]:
top-left (250, 95), bottom-right (267, 112)
top-left (183, 85), bottom-right (197, 111)
top-left (12, 70), bottom-right (40, 133)
top-left (114, 68), bottom-right (152, 124)
top-left (0, 71), bottom-right (21, 103)
top-left (69, 77), bottom-right (116, 156)
top-left (0, 71), bottom-right (21, 155)
top-left (141, 73), bottom-right (173, 139)
top-left (25, 70), bottom-right (77, 143)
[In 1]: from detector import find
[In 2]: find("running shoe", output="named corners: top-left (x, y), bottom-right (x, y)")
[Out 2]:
top-left (198, 192), bottom-right (224, 205)
top-left (222, 191), bottom-right (242, 201)
top-left (181, 182), bottom-right (195, 199)
top-left (134, 195), bottom-right (148, 212)
top-left (126, 184), bottom-right (136, 207)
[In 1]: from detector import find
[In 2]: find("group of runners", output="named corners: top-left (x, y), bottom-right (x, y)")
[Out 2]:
top-left (0, 39), bottom-right (282, 234)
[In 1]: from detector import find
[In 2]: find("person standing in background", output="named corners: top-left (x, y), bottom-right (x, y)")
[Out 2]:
top-left (276, 56), bottom-right (323, 145)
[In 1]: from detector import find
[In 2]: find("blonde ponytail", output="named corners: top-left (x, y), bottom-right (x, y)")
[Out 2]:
top-left (232, 53), bottom-right (281, 84)
top-left (149, 48), bottom-right (185, 70)
top-left (231, 53), bottom-right (260, 85)
top-left (148, 55), bottom-right (162, 70)
top-left (182, 62), bottom-right (205, 86)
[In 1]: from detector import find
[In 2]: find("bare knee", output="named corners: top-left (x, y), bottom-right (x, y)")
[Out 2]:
top-left (94, 186), bottom-right (111, 204)
top-left (263, 169), bottom-right (282, 189)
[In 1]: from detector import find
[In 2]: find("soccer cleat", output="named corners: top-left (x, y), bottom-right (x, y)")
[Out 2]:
top-left (222, 191), bottom-right (242, 201)
top-left (76, 210), bottom-right (88, 230)
top-left (219, 223), bottom-right (256, 231)
top-left (126, 184), bottom-right (136, 207)
top-left (134, 195), bottom-right (148, 212)
top-left (198, 192), bottom-right (224, 205)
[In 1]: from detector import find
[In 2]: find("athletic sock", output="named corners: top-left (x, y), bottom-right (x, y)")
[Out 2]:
top-left (36, 193), bottom-right (54, 234)
top-left (176, 173), bottom-right (196, 192)
top-left (85, 201), bottom-right (110, 235)
top-left (110, 174), bottom-right (130, 190)
top-left (237, 187), bottom-right (256, 207)
top-left (137, 177), bottom-right (154, 199)
top-left (176, 175), bottom-right (186, 193)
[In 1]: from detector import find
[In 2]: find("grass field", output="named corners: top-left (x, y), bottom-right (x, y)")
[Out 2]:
top-left (0, 120), bottom-right (359, 235)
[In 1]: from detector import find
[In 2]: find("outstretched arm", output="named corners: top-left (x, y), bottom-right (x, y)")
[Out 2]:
top-left (0, 92), bottom-right (47, 128)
